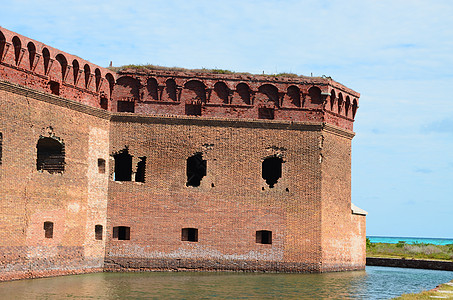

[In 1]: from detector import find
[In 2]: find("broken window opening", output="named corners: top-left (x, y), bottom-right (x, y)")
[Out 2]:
top-left (49, 81), bottom-right (60, 96)
top-left (44, 221), bottom-right (54, 238)
top-left (135, 156), bottom-right (146, 183)
top-left (36, 137), bottom-right (65, 174)
top-left (113, 148), bottom-right (132, 181)
top-left (95, 224), bottom-right (103, 240)
top-left (186, 153), bottom-right (206, 187)
top-left (185, 104), bottom-right (202, 116)
top-left (262, 156), bottom-right (282, 188)
top-left (181, 228), bottom-right (198, 242)
top-left (258, 107), bottom-right (274, 120)
top-left (256, 230), bottom-right (272, 244)
top-left (117, 101), bottom-right (135, 113)
top-left (113, 226), bottom-right (130, 240)
top-left (98, 158), bottom-right (106, 174)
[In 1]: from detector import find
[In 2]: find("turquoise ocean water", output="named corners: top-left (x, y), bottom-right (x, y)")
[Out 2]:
top-left (368, 236), bottom-right (453, 245)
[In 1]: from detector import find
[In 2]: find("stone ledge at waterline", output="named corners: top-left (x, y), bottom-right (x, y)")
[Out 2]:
top-left (366, 257), bottom-right (453, 271)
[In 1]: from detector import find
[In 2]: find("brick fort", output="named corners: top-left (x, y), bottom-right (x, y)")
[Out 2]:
top-left (0, 26), bottom-right (367, 281)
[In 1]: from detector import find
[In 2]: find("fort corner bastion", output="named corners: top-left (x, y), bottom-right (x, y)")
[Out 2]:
top-left (0, 26), bottom-right (366, 281)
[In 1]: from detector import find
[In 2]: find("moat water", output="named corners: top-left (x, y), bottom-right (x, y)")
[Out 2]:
top-left (0, 266), bottom-right (452, 299)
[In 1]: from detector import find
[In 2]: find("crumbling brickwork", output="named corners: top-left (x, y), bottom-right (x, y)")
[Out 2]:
top-left (0, 26), bottom-right (366, 281)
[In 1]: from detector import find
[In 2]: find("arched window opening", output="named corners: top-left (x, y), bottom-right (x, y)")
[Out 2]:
top-left (95, 68), bottom-right (101, 92)
top-left (286, 86), bottom-right (301, 107)
top-left (345, 96), bottom-right (351, 117)
top-left (72, 60), bottom-right (80, 85)
top-left (181, 228), bottom-right (198, 242)
top-left (44, 221), bottom-right (54, 238)
top-left (95, 225), bottom-right (103, 240)
top-left (308, 86), bottom-right (322, 105)
top-left (212, 82), bottom-right (229, 104)
top-left (337, 93), bottom-right (344, 115)
top-left (330, 90), bottom-right (336, 111)
top-left (257, 84), bottom-right (279, 107)
top-left (42, 48), bottom-right (51, 75)
top-left (113, 148), bottom-right (132, 181)
top-left (27, 42), bottom-right (36, 70)
top-left (256, 230), bottom-right (272, 244)
top-left (186, 152), bottom-right (206, 187)
top-left (164, 79), bottom-right (177, 101)
top-left (12, 36), bottom-right (21, 65)
top-left (113, 76), bottom-right (139, 103)
top-left (234, 83), bottom-right (251, 105)
top-left (184, 80), bottom-right (206, 103)
top-left (84, 64), bottom-right (91, 89)
top-left (0, 31), bottom-right (5, 62)
top-left (105, 73), bottom-right (115, 97)
top-left (352, 99), bottom-right (358, 118)
top-left (147, 78), bottom-right (158, 101)
top-left (55, 54), bottom-right (67, 82)
top-left (262, 156), bottom-right (282, 188)
top-left (36, 137), bottom-right (65, 174)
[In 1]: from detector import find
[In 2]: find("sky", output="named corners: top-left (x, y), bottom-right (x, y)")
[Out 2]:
top-left (1, 0), bottom-right (453, 238)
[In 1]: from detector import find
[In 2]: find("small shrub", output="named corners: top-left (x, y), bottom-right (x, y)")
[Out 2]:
top-left (396, 241), bottom-right (406, 248)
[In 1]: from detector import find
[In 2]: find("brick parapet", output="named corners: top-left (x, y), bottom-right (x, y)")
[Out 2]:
top-left (0, 26), bottom-right (116, 111)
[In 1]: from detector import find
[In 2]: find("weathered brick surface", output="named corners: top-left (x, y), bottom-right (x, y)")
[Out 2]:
top-left (0, 27), bottom-right (365, 280)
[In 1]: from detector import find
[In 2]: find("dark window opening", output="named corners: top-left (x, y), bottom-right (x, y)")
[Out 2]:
top-left (27, 42), bottom-right (36, 70)
top-left (49, 81), bottom-right (60, 95)
top-left (258, 108), bottom-right (274, 120)
top-left (98, 158), bottom-right (106, 173)
top-left (36, 137), bottom-right (65, 174)
top-left (44, 221), bottom-right (54, 238)
top-left (262, 156), bottom-right (282, 188)
top-left (135, 156), bottom-right (146, 183)
top-left (185, 104), bottom-right (201, 116)
top-left (165, 79), bottom-right (177, 101)
top-left (95, 68), bottom-right (101, 92)
top-left (100, 95), bottom-right (108, 110)
top-left (256, 230), bottom-right (272, 244)
top-left (84, 64), bottom-right (91, 89)
top-left (55, 54), bottom-right (68, 82)
top-left (186, 153), bottom-right (206, 187)
top-left (95, 224), bottom-right (103, 240)
top-left (43, 48), bottom-right (50, 75)
top-left (181, 228), bottom-right (198, 242)
top-left (0, 31), bottom-right (5, 62)
top-left (113, 148), bottom-right (132, 181)
top-left (113, 226), bottom-right (130, 240)
top-left (12, 36), bottom-right (21, 66)
top-left (117, 101), bottom-right (135, 113)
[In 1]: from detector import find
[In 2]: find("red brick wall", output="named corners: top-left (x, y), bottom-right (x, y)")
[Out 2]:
top-left (320, 128), bottom-right (365, 272)
top-left (0, 82), bottom-right (110, 281)
top-left (104, 117), bottom-right (324, 272)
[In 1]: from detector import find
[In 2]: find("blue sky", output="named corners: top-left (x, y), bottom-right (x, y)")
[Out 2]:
top-left (2, 0), bottom-right (453, 238)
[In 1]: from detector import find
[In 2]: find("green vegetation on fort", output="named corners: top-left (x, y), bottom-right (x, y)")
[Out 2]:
top-left (367, 239), bottom-right (453, 261)
top-left (108, 64), bottom-right (329, 79)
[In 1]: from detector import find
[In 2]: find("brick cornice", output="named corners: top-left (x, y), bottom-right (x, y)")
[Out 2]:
top-left (0, 79), bottom-right (110, 120)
